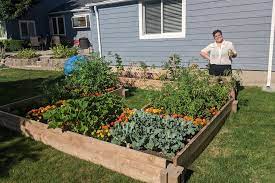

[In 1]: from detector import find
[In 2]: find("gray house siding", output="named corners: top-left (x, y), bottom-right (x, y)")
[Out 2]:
top-left (91, 0), bottom-right (274, 71)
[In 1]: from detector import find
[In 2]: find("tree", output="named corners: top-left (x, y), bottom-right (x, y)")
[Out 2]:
top-left (0, 0), bottom-right (37, 21)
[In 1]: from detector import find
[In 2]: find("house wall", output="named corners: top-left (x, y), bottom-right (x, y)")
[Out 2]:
top-left (6, 0), bottom-right (68, 39)
top-left (49, 11), bottom-right (91, 43)
top-left (90, 0), bottom-right (274, 71)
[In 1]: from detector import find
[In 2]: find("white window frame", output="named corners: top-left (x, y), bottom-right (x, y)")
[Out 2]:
top-left (19, 20), bottom-right (37, 39)
top-left (50, 16), bottom-right (66, 36)
top-left (0, 21), bottom-right (7, 40)
top-left (139, 0), bottom-right (186, 39)
top-left (71, 14), bottom-right (90, 29)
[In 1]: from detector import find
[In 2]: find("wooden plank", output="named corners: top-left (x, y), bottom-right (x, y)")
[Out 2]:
top-left (109, 86), bottom-right (125, 97)
top-left (173, 98), bottom-right (234, 167)
top-left (0, 95), bottom-right (44, 112)
top-left (0, 109), bottom-right (167, 183)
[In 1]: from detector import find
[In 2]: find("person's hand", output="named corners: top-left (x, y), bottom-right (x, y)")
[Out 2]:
top-left (228, 49), bottom-right (237, 58)
top-left (228, 49), bottom-right (234, 57)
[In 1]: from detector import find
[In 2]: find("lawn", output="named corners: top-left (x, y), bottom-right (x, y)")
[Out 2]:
top-left (0, 69), bottom-right (274, 182)
top-left (0, 68), bottom-right (61, 105)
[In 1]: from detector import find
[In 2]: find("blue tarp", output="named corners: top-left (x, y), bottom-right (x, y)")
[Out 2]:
top-left (64, 55), bottom-right (87, 75)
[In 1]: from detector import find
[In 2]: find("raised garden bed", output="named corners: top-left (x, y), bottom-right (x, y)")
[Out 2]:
top-left (119, 77), bottom-right (166, 89)
top-left (0, 94), bottom-right (235, 183)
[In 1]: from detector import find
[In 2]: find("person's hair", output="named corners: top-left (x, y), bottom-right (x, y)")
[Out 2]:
top-left (212, 30), bottom-right (222, 37)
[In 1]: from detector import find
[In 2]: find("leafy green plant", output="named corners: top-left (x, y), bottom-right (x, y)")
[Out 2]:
top-left (42, 76), bottom-right (72, 103)
top-left (111, 110), bottom-right (200, 157)
top-left (163, 54), bottom-right (182, 80)
top-left (149, 66), bottom-right (231, 119)
top-left (15, 48), bottom-right (39, 59)
top-left (43, 94), bottom-right (124, 137)
top-left (51, 44), bottom-right (78, 58)
top-left (64, 53), bottom-right (119, 97)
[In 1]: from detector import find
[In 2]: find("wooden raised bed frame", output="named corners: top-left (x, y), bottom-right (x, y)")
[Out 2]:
top-left (0, 93), bottom-right (235, 183)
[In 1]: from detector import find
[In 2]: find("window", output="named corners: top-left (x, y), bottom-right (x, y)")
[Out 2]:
top-left (19, 20), bottom-right (36, 39)
top-left (139, 0), bottom-right (186, 39)
top-left (50, 16), bottom-right (66, 35)
top-left (0, 21), bottom-right (7, 39)
top-left (72, 15), bottom-right (90, 28)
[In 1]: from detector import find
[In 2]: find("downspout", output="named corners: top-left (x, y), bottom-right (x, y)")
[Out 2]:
top-left (94, 6), bottom-right (102, 57)
top-left (266, 0), bottom-right (275, 88)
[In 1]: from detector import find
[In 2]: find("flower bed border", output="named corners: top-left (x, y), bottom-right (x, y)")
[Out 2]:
top-left (0, 94), bottom-right (235, 183)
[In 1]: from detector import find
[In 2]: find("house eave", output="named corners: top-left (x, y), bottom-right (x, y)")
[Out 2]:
top-left (85, 0), bottom-right (131, 7)
top-left (49, 8), bottom-right (90, 15)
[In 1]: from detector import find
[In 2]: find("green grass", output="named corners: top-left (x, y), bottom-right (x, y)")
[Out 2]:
top-left (188, 87), bottom-right (275, 183)
top-left (124, 88), bottom-right (153, 109)
top-left (0, 68), bottom-right (61, 105)
top-left (0, 128), bottom-right (140, 183)
top-left (0, 69), bottom-right (274, 182)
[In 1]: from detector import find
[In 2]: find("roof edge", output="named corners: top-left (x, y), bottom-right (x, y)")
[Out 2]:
top-left (86, 0), bottom-right (132, 7)
top-left (49, 8), bottom-right (90, 15)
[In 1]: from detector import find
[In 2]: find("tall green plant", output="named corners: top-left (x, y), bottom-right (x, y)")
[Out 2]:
top-left (114, 53), bottom-right (124, 76)
top-left (163, 54), bottom-right (182, 80)
top-left (65, 53), bottom-right (118, 96)
top-left (149, 67), bottom-right (231, 118)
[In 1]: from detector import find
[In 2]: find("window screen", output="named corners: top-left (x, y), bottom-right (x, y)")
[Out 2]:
top-left (144, 0), bottom-right (161, 34)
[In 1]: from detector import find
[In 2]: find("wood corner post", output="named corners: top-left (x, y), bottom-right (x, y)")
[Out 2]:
top-left (160, 163), bottom-right (184, 183)
top-left (231, 100), bottom-right (238, 113)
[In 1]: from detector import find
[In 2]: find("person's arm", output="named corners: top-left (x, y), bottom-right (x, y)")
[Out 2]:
top-left (200, 51), bottom-right (210, 61)
top-left (200, 45), bottom-right (211, 61)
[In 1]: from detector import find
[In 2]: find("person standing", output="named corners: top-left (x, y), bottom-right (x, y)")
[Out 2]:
top-left (200, 30), bottom-right (237, 76)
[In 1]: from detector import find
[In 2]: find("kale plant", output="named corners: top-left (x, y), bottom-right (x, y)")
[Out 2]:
top-left (111, 110), bottom-right (200, 157)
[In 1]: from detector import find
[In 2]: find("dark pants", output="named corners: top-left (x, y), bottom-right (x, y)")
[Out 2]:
top-left (209, 64), bottom-right (232, 76)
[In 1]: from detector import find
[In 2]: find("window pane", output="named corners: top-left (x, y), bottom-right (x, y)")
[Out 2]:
top-left (144, 0), bottom-right (161, 34)
top-left (73, 16), bottom-right (87, 28)
top-left (0, 22), bottom-right (6, 38)
top-left (28, 22), bottom-right (36, 36)
top-left (20, 22), bottom-right (28, 37)
top-left (163, 0), bottom-right (182, 33)
top-left (58, 17), bottom-right (65, 35)
top-left (52, 18), bottom-right (58, 35)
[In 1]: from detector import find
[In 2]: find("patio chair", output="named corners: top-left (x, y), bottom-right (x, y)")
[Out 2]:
top-left (30, 36), bottom-right (41, 50)
top-left (40, 36), bottom-right (48, 50)
top-left (51, 36), bottom-right (61, 47)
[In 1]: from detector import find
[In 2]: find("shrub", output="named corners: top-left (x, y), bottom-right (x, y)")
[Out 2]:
top-left (43, 94), bottom-right (124, 137)
top-left (51, 44), bottom-right (78, 58)
top-left (15, 48), bottom-right (39, 59)
top-left (111, 110), bottom-right (201, 157)
top-left (0, 39), bottom-right (27, 52)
